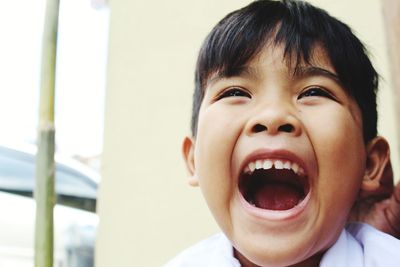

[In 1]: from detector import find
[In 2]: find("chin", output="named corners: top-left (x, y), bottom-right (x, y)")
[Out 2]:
top-left (233, 232), bottom-right (310, 266)
top-left (227, 192), bottom-right (337, 267)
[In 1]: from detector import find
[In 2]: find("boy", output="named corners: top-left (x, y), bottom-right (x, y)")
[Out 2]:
top-left (167, 1), bottom-right (400, 266)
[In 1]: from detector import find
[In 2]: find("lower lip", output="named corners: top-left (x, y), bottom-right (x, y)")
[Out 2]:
top-left (238, 189), bottom-right (311, 221)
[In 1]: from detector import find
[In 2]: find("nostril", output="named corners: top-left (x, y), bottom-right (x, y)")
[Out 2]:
top-left (278, 123), bottom-right (294, 133)
top-left (252, 124), bottom-right (267, 133)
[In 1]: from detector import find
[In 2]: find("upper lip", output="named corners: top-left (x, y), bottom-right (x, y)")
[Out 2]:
top-left (238, 148), bottom-right (309, 178)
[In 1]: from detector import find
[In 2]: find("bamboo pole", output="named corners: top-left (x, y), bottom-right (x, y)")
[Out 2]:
top-left (382, 0), bottom-right (400, 156)
top-left (34, 1), bottom-right (60, 267)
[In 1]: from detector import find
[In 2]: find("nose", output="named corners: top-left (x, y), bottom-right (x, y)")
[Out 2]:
top-left (245, 102), bottom-right (302, 137)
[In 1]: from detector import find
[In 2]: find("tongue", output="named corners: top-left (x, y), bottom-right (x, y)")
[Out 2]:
top-left (253, 183), bottom-right (303, 210)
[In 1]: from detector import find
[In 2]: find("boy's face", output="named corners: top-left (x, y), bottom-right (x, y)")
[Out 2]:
top-left (185, 44), bottom-right (368, 266)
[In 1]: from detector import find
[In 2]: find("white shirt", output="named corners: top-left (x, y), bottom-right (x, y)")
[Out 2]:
top-left (164, 223), bottom-right (400, 267)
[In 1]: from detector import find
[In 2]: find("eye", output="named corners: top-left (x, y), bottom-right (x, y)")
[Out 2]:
top-left (216, 87), bottom-right (251, 100)
top-left (297, 87), bottom-right (335, 100)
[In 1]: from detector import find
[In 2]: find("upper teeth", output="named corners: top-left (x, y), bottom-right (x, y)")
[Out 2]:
top-left (244, 159), bottom-right (305, 176)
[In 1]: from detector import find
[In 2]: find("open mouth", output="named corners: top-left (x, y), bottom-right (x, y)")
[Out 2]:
top-left (239, 159), bottom-right (310, 211)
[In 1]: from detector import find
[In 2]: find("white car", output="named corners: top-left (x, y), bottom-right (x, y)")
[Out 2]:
top-left (0, 144), bottom-right (99, 267)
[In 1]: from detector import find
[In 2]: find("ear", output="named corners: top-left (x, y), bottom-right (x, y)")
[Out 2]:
top-left (182, 136), bottom-right (199, 187)
top-left (361, 136), bottom-right (392, 196)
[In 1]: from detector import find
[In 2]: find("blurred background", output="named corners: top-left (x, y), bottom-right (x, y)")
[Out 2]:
top-left (0, 0), bottom-right (399, 267)
top-left (0, 0), bottom-right (107, 266)
top-left (0, 0), bottom-right (108, 165)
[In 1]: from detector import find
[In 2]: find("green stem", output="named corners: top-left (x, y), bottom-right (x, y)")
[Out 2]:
top-left (34, 1), bottom-right (60, 267)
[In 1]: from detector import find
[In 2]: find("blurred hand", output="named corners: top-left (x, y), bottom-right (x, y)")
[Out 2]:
top-left (350, 161), bottom-right (400, 238)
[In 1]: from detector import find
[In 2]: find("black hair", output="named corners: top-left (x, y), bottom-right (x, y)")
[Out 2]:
top-left (191, 0), bottom-right (378, 142)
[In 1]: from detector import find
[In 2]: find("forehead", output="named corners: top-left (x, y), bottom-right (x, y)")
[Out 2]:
top-left (258, 43), bottom-right (335, 74)
top-left (207, 43), bottom-right (340, 86)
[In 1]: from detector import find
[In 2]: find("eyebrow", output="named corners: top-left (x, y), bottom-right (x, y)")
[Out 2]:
top-left (207, 65), bottom-right (343, 88)
top-left (207, 66), bottom-right (259, 86)
top-left (292, 66), bottom-right (342, 85)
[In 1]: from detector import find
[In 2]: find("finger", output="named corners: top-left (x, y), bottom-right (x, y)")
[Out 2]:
top-left (385, 181), bottom-right (400, 238)
top-left (380, 161), bottom-right (395, 194)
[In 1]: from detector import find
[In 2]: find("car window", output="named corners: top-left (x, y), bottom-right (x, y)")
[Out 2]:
top-left (0, 146), bottom-right (97, 212)
top-left (56, 166), bottom-right (97, 199)
top-left (0, 149), bottom-right (35, 192)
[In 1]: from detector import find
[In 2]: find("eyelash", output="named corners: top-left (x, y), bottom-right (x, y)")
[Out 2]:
top-left (297, 87), bottom-right (336, 100)
top-left (215, 86), bottom-right (336, 101)
top-left (216, 87), bottom-right (251, 100)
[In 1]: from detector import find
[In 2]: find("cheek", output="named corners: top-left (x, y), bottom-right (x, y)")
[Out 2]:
top-left (194, 105), bottom-right (246, 214)
top-left (195, 103), bottom-right (248, 161)
top-left (304, 108), bottom-right (365, 211)
top-left (303, 103), bottom-right (365, 161)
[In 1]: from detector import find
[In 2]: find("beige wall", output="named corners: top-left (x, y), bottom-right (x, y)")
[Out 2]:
top-left (96, 1), bottom-right (399, 266)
